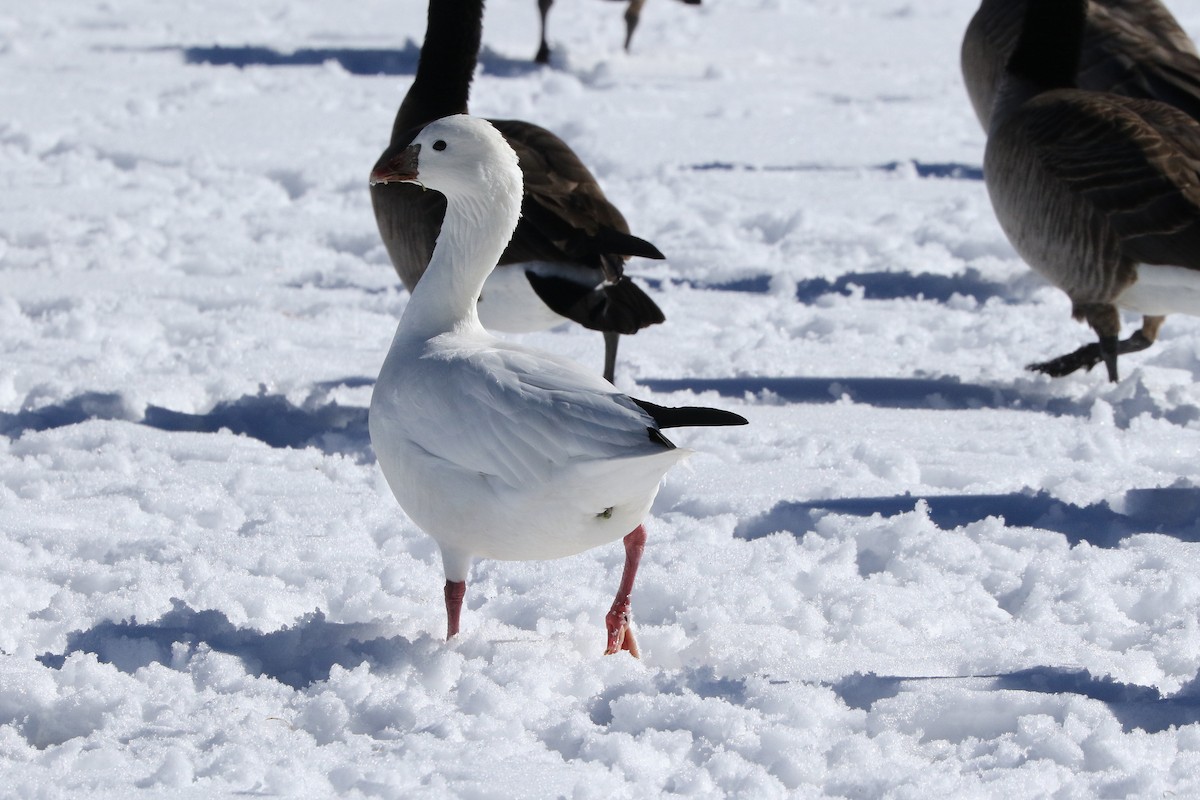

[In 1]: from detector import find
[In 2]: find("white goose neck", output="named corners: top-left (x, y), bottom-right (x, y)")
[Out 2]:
top-left (399, 185), bottom-right (521, 340)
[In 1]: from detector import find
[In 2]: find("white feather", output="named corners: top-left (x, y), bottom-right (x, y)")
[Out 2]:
top-left (1118, 264), bottom-right (1200, 318)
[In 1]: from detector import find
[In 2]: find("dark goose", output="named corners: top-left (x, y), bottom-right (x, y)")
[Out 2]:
top-left (370, 0), bottom-right (666, 382)
top-left (983, 0), bottom-right (1200, 381)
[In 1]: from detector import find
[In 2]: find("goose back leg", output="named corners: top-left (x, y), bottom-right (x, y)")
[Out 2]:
top-left (536, 0), bottom-right (554, 63)
top-left (623, 0), bottom-right (647, 51)
top-left (603, 330), bottom-right (620, 384)
top-left (1083, 302), bottom-right (1123, 382)
top-left (1027, 306), bottom-right (1166, 382)
top-left (444, 579), bottom-right (467, 639)
top-left (604, 525), bottom-right (646, 657)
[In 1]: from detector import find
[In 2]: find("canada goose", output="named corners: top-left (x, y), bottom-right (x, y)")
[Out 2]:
top-left (535, 0), bottom-right (702, 65)
top-left (963, 0), bottom-right (1200, 130)
top-left (984, 0), bottom-right (1200, 381)
top-left (371, 0), bottom-right (666, 383)
top-left (368, 115), bottom-right (746, 652)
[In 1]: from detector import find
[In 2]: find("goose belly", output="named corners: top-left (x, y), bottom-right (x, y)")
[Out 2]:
top-left (371, 420), bottom-right (684, 562)
top-left (477, 261), bottom-right (603, 333)
top-left (1118, 264), bottom-right (1200, 317)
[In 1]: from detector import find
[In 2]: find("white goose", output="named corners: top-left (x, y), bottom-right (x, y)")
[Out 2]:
top-left (368, 115), bottom-right (746, 655)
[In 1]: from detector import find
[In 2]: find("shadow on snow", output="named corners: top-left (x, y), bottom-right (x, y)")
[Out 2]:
top-left (180, 42), bottom-right (536, 77)
top-left (792, 268), bottom-right (1012, 305)
top-left (830, 668), bottom-right (1200, 734)
top-left (36, 604), bottom-right (1200, 733)
top-left (144, 391), bottom-right (370, 460)
top-left (734, 487), bottom-right (1200, 547)
top-left (643, 267), bottom-right (1017, 306)
top-left (689, 160), bottom-right (984, 181)
top-left (0, 393), bottom-right (134, 440)
top-left (8, 366), bottom-right (1198, 458)
top-left (0, 383), bottom-right (373, 461)
top-left (37, 600), bottom-right (414, 690)
top-left (642, 375), bottom-right (1084, 414)
top-left (640, 374), bottom-right (1200, 430)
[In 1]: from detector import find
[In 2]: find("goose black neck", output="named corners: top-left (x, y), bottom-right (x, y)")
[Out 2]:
top-left (1006, 0), bottom-right (1086, 91)
top-left (391, 0), bottom-right (484, 144)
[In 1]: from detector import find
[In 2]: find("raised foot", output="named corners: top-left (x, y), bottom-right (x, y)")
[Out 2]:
top-left (1027, 342), bottom-right (1104, 378)
top-left (1026, 331), bottom-right (1155, 382)
top-left (604, 600), bottom-right (640, 658)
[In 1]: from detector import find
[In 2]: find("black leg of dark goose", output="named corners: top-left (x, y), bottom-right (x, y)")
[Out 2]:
top-left (982, 0), bottom-right (1200, 382)
top-left (535, 0), bottom-right (553, 63)
top-left (538, 0), bottom-right (702, 61)
top-left (620, 0), bottom-right (645, 51)
top-left (371, 0), bottom-right (665, 384)
top-left (1027, 315), bottom-right (1165, 381)
top-left (368, 116), bottom-right (746, 654)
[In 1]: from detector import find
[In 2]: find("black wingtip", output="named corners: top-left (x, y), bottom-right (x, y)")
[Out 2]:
top-left (631, 398), bottom-right (748, 429)
top-left (594, 228), bottom-right (666, 261)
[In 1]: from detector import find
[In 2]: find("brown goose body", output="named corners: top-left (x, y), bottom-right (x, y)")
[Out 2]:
top-left (984, 0), bottom-right (1200, 381)
top-left (963, 0), bottom-right (1200, 129)
top-left (371, 0), bottom-right (665, 381)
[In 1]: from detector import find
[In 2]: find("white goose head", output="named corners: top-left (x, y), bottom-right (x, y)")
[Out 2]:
top-left (371, 115), bottom-right (524, 336)
top-left (372, 115), bottom-right (521, 202)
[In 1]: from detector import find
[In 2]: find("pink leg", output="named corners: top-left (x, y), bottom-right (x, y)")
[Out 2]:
top-left (605, 525), bottom-right (646, 657)
top-left (445, 580), bottom-right (466, 640)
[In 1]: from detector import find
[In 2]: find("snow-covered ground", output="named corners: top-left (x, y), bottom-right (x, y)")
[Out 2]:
top-left (5, 0), bottom-right (1200, 796)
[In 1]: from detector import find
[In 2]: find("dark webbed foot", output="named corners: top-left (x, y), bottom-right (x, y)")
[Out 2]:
top-left (1026, 329), bottom-right (1157, 382)
top-left (1027, 342), bottom-right (1106, 378)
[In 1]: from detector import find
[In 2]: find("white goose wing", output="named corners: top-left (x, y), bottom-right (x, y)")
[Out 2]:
top-left (387, 334), bottom-right (668, 490)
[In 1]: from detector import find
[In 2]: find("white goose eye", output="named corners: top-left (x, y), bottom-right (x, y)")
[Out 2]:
top-left (432, 140), bottom-right (448, 152)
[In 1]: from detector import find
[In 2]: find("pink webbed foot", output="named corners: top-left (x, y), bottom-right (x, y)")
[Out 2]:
top-left (605, 598), bottom-right (640, 657)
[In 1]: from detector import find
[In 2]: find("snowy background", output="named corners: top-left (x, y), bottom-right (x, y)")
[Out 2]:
top-left (5, 0), bottom-right (1200, 795)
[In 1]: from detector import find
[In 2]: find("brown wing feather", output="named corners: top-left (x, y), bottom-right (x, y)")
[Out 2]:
top-left (1089, 0), bottom-right (1198, 59)
top-left (1081, 3), bottom-right (1200, 120)
top-left (488, 119), bottom-right (631, 237)
top-left (1020, 90), bottom-right (1200, 269)
top-left (487, 118), bottom-right (664, 283)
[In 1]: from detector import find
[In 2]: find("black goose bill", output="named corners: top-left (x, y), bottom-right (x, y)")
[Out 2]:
top-left (370, 144), bottom-right (423, 188)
